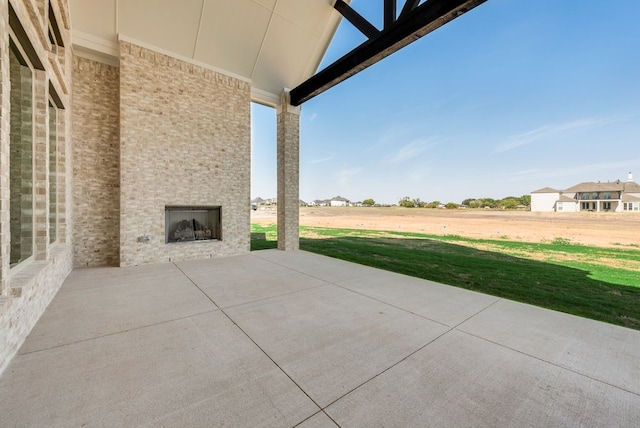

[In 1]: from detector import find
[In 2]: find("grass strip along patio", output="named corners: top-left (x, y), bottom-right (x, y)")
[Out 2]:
top-left (251, 224), bottom-right (640, 330)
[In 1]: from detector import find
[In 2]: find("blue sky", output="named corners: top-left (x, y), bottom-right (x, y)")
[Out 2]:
top-left (251, 0), bottom-right (640, 205)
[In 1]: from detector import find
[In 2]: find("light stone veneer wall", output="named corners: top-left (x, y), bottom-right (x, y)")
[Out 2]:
top-left (277, 98), bottom-right (300, 250)
top-left (119, 41), bottom-right (251, 266)
top-left (72, 56), bottom-right (120, 267)
top-left (0, 0), bottom-right (74, 375)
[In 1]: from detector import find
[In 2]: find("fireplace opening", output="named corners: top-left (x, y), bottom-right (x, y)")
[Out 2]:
top-left (165, 206), bottom-right (221, 243)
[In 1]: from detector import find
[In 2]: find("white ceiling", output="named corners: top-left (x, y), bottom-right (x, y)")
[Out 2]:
top-left (69, 0), bottom-right (347, 105)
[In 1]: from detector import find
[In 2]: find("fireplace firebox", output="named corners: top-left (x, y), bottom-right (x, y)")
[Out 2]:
top-left (165, 206), bottom-right (221, 243)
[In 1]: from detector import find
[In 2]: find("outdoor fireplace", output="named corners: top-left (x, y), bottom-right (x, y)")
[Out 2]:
top-left (165, 206), bottom-right (221, 243)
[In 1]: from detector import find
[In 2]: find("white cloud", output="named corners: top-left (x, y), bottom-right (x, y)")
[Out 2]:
top-left (368, 122), bottom-right (424, 152)
top-left (511, 159), bottom-right (640, 181)
top-left (388, 137), bottom-right (440, 163)
top-left (408, 165), bottom-right (431, 181)
top-left (310, 153), bottom-right (335, 164)
top-left (337, 167), bottom-right (363, 185)
top-left (496, 116), bottom-right (622, 153)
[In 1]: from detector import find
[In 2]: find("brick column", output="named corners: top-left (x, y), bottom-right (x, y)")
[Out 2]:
top-left (0, 10), bottom-right (9, 295)
top-left (276, 91), bottom-right (300, 250)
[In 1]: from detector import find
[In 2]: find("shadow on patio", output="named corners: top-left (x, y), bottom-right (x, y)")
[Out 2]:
top-left (1, 250), bottom-right (638, 426)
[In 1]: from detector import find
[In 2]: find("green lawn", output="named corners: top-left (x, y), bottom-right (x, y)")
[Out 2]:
top-left (251, 224), bottom-right (640, 330)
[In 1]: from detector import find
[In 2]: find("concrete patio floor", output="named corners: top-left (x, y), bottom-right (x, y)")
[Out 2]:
top-left (1, 249), bottom-right (639, 427)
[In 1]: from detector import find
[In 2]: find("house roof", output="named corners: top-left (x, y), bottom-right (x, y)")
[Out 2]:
top-left (533, 178), bottom-right (640, 197)
top-left (623, 181), bottom-right (640, 193)
top-left (69, 0), bottom-right (346, 106)
top-left (563, 181), bottom-right (628, 193)
top-left (531, 187), bottom-right (560, 194)
top-left (622, 194), bottom-right (640, 202)
top-left (557, 195), bottom-right (576, 203)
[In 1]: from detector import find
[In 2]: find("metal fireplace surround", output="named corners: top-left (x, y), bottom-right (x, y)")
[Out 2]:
top-left (165, 206), bottom-right (221, 243)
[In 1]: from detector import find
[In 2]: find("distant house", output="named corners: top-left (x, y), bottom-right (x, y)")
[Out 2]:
top-left (531, 173), bottom-right (640, 212)
top-left (308, 196), bottom-right (352, 207)
top-left (330, 196), bottom-right (351, 207)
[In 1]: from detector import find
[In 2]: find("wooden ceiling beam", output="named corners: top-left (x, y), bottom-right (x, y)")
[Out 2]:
top-left (334, 0), bottom-right (380, 40)
top-left (290, 0), bottom-right (487, 106)
top-left (384, 0), bottom-right (397, 29)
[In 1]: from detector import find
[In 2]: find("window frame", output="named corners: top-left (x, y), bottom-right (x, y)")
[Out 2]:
top-left (8, 33), bottom-right (36, 271)
top-left (48, 98), bottom-right (59, 244)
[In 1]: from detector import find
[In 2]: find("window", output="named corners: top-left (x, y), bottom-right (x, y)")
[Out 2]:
top-left (603, 202), bottom-right (611, 211)
top-left (48, 26), bottom-right (57, 54)
top-left (49, 100), bottom-right (58, 243)
top-left (602, 192), bottom-right (611, 200)
top-left (9, 39), bottom-right (34, 268)
top-left (47, 3), bottom-right (64, 54)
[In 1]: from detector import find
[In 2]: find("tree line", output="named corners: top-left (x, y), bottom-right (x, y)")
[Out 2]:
top-left (395, 195), bottom-right (531, 209)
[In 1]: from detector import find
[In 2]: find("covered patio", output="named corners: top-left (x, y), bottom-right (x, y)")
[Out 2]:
top-left (2, 2), bottom-right (639, 425)
top-left (1, 250), bottom-right (638, 426)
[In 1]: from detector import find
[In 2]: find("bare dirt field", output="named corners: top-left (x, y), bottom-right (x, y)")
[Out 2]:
top-left (251, 207), bottom-right (640, 248)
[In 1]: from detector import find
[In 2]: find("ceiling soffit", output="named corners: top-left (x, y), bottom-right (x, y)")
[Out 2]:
top-left (69, 0), bottom-right (345, 106)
